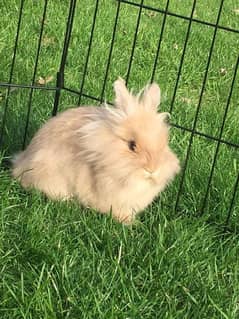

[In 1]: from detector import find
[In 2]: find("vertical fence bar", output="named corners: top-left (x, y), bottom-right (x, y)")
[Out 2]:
top-left (22, 0), bottom-right (48, 149)
top-left (77, 0), bottom-right (100, 106)
top-left (0, 0), bottom-right (25, 149)
top-left (174, 0), bottom-right (225, 213)
top-left (225, 172), bottom-right (239, 228)
top-left (52, 0), bottom-right (77, 116)
top-left (125, 0), bottom-right (144, 85)
top-left (200, 55), bottom-right (239, 215)
top-left (150, 0), bottom-right (170, 83)
top-left (99, 0), bottom-right (121, 103)
top-left (169, 0), bottom-right (197, 114)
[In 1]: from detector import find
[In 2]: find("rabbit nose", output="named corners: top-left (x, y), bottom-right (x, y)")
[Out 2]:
top-left (144, 168), bottom-right (153, 174)
top-left (146, 160), bottom-right (159, 174)
top-left (144, 166), bottom-right (158, 176)
top-left (144, 150), bottom-right (160, 174)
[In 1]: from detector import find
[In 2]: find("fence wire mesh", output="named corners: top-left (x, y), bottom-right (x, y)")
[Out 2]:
top-left (0, 0), bottom-right (238, 227)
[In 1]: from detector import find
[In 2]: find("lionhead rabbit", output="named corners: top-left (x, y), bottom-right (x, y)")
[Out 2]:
top-left (12, 78), bottom-right (180, 224)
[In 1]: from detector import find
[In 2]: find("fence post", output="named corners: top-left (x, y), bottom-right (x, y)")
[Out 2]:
top-left (52, 0), bottom-right (77, 116)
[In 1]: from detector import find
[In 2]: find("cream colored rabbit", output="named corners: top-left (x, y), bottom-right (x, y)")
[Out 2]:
top-left (12, 78), bottom-right (180, 224)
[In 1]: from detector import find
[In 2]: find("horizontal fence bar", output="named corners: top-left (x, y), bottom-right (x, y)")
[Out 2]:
top-left (0, 82), bottom-right (57, 91)
top-left (117, 0), bottom-right (239, 34)
top-left (63, 86), bottom-right (239, 149)
top-left (1, 82), bottom-right (238, 150)
top-left (172, 123), bottom-right (239, 149)
top-left (63, 86), bottom-right (105, 103)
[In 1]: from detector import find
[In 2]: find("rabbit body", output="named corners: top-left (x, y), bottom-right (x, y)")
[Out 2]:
top-left (12, 79), bottom-right (180, 223)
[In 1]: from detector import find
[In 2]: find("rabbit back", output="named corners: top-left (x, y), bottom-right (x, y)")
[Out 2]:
top-left (12, 107), bottom-right (97, 200)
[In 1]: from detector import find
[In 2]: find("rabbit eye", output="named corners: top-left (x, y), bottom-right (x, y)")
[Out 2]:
top-left (128, 140), bottom-right (136, 152)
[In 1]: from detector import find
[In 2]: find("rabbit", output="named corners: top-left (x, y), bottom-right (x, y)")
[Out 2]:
top-left (12, 78), bottom-right (180, 224)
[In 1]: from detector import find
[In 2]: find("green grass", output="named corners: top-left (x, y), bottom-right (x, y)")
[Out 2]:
top-left (0, 0), bottom-right (239, 318)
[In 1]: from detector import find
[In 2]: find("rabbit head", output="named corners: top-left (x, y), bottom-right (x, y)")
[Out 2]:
top-left (77, 78), bottom-right (180, 190)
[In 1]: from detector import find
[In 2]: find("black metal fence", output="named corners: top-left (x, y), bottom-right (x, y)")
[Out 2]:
top-left (0, 0), bottom-right (238, 227)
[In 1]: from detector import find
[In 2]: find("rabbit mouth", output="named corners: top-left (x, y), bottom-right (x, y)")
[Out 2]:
top-left (143, 169), bottom-right (160, 184)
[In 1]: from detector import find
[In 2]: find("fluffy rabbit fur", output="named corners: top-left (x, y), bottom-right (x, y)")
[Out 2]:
top-left (12, 78), bottom-right (180, 224)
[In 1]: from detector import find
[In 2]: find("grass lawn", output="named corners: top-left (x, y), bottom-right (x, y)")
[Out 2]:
top-left (0, 0), bottom-right (239, 318)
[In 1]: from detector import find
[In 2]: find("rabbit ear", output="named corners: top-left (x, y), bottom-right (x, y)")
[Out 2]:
top-left (140, 83), bottom-right (161, 112)
top-left (114, 78), bottom-right (136, 114)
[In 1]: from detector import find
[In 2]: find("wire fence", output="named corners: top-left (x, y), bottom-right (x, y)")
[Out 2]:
top-left (0, 0), bottom-right (238, 228)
